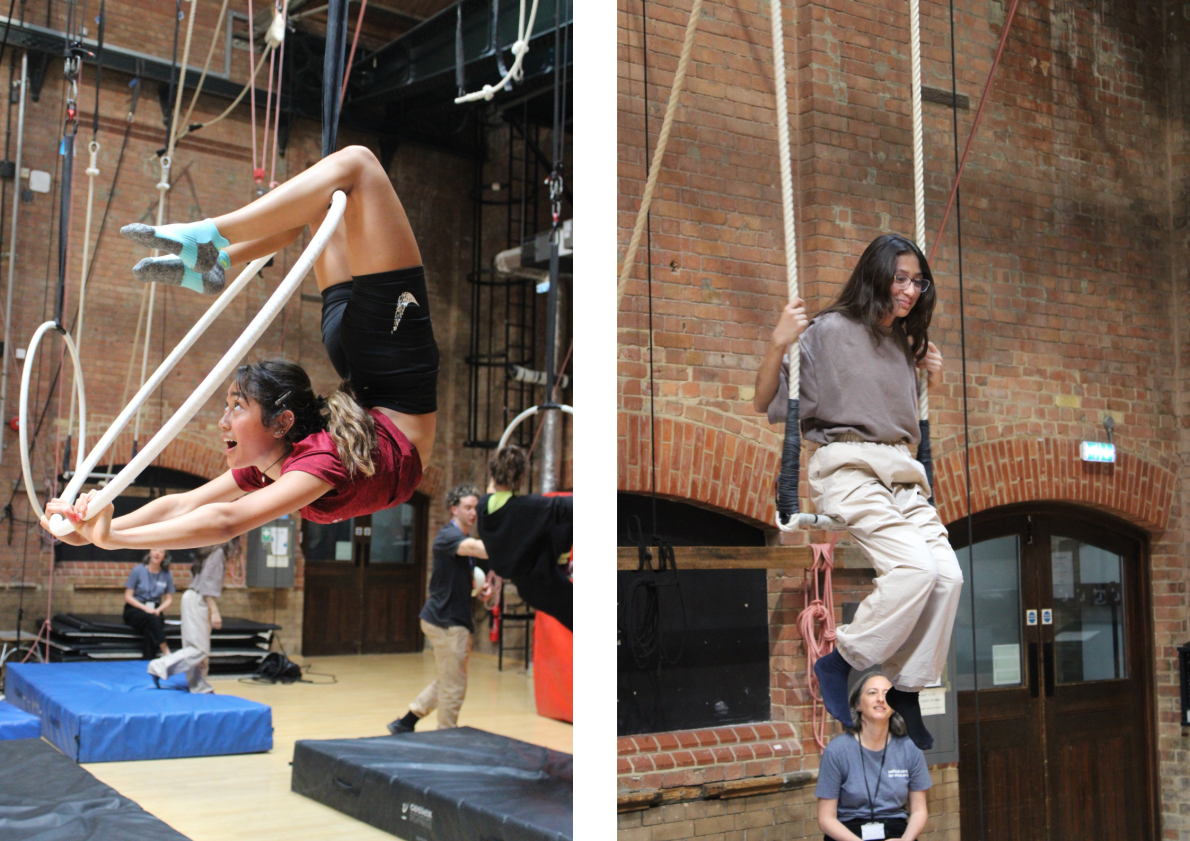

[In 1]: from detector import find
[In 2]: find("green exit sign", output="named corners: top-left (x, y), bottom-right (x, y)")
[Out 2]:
top-left (1080, 441), bottom-right (1115, 463)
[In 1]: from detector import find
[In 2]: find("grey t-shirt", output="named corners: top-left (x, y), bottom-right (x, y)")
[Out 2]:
top-left (766, 311), bottom-right (920, 446)
top-left (125, 565), bottom-right (175, 607)
top-left (815, 733), bottom-right (932, 821)
top-left (190, 548), bottom-right (225, 598)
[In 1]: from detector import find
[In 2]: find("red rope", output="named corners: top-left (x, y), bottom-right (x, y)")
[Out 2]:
top-left (797, 536), bottom-right (839, 751)
top-left (340, 0), bottom-right (368, 109)
top-left (927, 0), bottom-right (1022, 264)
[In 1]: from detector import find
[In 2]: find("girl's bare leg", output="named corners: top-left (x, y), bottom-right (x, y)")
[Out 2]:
top-left (223, 226), bottom-right (304, 265)
top-left (213, 146), bottom-right (421, 277)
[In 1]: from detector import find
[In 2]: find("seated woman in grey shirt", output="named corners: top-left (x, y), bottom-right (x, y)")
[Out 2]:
top-left (816, 670), bottom-right (931, 841)
top-left (124, 549), bottom-right (175, 658)
top-left (147, 541), bottom-right (232, 692)
top-left (753, 234), bottom-right (960, 751)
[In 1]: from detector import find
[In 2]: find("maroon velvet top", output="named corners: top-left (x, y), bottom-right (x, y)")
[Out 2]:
top-left (232, 410), bottom-right (422, 523)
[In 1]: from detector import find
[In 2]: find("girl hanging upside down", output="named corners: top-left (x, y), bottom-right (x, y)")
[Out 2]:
top-left (753, 234), bottom-right (963, 751)
top-left (41, 146), bottom-right (438, 550)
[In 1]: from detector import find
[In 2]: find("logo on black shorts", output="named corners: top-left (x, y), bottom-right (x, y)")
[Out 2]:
top-left (392, 292), bottom-right (419, 334)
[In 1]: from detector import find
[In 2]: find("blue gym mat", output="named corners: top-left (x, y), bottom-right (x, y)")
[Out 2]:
top-left (0, 700), bottom-right (40, 740)
top-left (5, 661), bottom-right (272, 762)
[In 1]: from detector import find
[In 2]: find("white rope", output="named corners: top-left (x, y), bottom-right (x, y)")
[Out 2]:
top-left (177, 45), bottom-right (274, 146)
top-left (909, 0), bottom-right (928, 423)
top-left (65, 140), bottom-right (100, 444)
top-left (454, 0), bottom-right (541, 103)
top-left (46, 190), bottom-right (348, 537)
top-left (616, 0), bottom-right (704, 311)
top-left (769, 0), bottom-right (798, 399)
top-left (178, 0), bottom-right (233, 138)
top-left (168, 0), bottom-right (200, 158)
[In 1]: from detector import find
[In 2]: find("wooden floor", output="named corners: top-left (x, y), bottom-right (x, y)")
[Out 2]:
top-left (78, 651), bottom-right (572, 841)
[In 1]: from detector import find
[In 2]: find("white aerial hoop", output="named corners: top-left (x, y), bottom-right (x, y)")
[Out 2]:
top-left (29, 190), bottom-right (348, 538)
top-left (497, 403), bottom-right (573, 452)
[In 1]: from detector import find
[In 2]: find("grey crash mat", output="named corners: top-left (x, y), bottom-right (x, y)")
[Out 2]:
top-left (0, 739), bottom-right (191, 840)
top-left (292, 726), bottom-right (572, 841)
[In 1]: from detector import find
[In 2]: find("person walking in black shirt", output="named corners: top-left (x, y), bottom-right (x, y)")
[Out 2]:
top-left (389, 484), bottom-right (489, 733)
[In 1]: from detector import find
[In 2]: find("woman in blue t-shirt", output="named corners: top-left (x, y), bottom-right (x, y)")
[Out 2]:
top-left (816, 671), bottom-right (931, 841)
top-left (123, 549), bottom-right (176, 659)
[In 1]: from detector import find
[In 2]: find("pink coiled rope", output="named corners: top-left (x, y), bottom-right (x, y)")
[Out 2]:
top-left (797, 536), bottom-right (839, 751)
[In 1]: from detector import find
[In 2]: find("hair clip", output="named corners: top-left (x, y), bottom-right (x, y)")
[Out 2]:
top-left (275, 390), bottom-right (292, 406)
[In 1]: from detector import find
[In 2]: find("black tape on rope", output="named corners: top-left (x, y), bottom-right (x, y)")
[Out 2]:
top-left (775, 397), bottom-right (801, 526)
top-left (918, 418), bottom-right (935, 506)
top-left (322, 0), bottom-right (349, 157)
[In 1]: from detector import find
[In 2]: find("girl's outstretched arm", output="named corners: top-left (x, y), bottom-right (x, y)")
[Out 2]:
top-left (42, 471), bottom-right (245, 545)
top-left (67, 471), bottom-right (332, 551)
top-left (109, 471), bottom-right (246, 530)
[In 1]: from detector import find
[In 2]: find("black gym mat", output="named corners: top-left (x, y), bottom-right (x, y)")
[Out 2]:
top-left (292, 727), bottom-right (572, 841)
top-left (0, 739), bottom-right (192, 840)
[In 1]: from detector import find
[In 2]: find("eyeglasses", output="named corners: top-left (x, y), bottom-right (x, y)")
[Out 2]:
top-left (893, 274), bottom-right (931, 293)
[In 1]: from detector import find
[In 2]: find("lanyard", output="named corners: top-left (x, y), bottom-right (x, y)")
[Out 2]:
top-left (855, 732), bottom-right (889, 821)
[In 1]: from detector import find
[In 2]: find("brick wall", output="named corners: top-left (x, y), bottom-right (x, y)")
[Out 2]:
top-left (0, 0), bottom-right (569, 661)
top-left (620, 0), bottom-right (1188, 835)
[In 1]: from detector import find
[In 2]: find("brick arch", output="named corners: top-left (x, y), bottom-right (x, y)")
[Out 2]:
top-left (934, 437), bottom-right (1175, 532)
top-left (618, 413), bottom-right (778, 527)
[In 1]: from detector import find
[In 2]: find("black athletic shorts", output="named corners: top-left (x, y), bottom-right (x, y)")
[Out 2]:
top-left (320, 266), bottom-right (439, 414)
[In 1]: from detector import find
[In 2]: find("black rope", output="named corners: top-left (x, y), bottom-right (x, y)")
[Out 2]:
top-left (0, 0), bottom-right (20, 75)
top-left (620, 516), bottom-right (686, 668)
top-left (90, 0), bottom-right (103, 140)
top-left (641, 0), bottom-right (656, 536)
top-left (322, 0), bottom-right (348, 157)
top-left (948, 0), bottom-right (984, 835)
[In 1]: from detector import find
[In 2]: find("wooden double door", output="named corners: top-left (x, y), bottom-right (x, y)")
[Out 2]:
top-left (301, 497), bottom-right (428, 655)
top-left (953, 506), bottom-right (1155, 840)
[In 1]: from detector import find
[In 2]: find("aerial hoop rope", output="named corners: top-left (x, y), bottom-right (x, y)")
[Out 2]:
top-left (130, 0), bottom-right (198, 453)
top-left (65, 0), bottom-right (107, 469)
top-left (30, 190), bottom-right (347, 537)
top-left (454, 0), bottom-right (541, 104)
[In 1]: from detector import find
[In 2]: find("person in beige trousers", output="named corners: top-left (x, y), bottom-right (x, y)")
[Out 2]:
top-left (388, 484), bottom-right (490, 733)
top-left (755, 234), bottom-right (963, 751)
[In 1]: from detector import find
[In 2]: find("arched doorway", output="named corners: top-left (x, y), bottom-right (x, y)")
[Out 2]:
top-left (951, 503), bottom-right (1156, 840)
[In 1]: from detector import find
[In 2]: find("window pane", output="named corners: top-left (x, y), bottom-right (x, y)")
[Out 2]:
top-left (955, 535), bottom-right (1023, 690)
top-left (370, 504), bottom-right (416, 564)
top-left (305, 519), bottom-right (354, 562)
top-left (1051, 536), bottom-right (1126, 683)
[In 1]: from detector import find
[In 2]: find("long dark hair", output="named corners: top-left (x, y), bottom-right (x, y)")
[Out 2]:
top-left (234, 358), bottom-right (378, 477)
top-left (816, 234), bottom-right (935, 362)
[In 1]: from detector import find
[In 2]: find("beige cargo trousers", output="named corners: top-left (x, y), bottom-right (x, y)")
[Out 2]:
top-left (808, 441), bottom-right (964, 692)
top-left (410, 619), bottom-right (472, 728)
